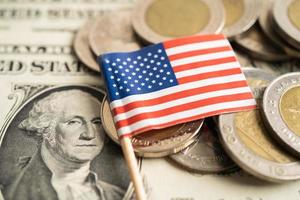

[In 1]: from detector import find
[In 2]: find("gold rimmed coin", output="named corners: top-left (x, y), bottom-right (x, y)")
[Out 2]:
top-left (132, 0), bottom-right (225, 44)
top-left (219, 68), bottom-right (300, 182)
top-left (272, 0), bottom-right (300, 50)
top-left (262, 73), bottom-right (300, 158)
top-left (222, 0), bottom-right (261, 39)
top-left (89, 10), bottom-right (141, 56)
top-left (258, 0), bottom-right (300, 58)
top-left (101, 96), bottom-right (203, 157)
top-left (73, 20), bottom-right (99, 72)
top-left (169, 119), bottom-right (236, 173)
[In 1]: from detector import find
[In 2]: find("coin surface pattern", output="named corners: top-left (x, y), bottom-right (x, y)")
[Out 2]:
top-left (169, 120), bottom-right (236, 173)
top-left (262, 73), bottom-right (300, 157)
top-left (222, 0), bottom-right (261, 39)
top-left (219, 68), bottom-right (300, 182)
top-left (132, 0), bottom-right (224, 44)
top-left (73, 20), bottom-right (99, 72)
top-left (89, 10), bottom-right (140, 56)
top-left (101, 97), bottom-right (203, 157)
top-left (280, 86), bottom-right (300, 136)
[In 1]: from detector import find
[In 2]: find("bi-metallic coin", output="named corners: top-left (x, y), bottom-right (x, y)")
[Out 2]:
top-left (222, 0), bottom-right (261, 39)
top-left (101, 97), bottom-right (203, 157)
top-left (132, 0), bottom-right (225, 44)
top-left (272, 0), bottom-right (300, 50)
top-left (219, 68), bottom-right (300, 182)
top-left (262, 72), bottom-right (300, 158)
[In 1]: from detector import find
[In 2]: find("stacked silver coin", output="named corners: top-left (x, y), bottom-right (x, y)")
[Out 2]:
top-left (72, 0), bottom-right (300, 180)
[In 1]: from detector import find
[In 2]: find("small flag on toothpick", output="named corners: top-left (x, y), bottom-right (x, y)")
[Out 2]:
top-left (99, 34), bottom-right (256, 137)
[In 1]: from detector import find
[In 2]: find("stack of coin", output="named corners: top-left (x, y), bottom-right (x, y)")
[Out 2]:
top-left (72, 0), bottom-right (300, 181)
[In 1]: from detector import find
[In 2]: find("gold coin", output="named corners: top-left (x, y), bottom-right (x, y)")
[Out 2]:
top-left (235, 110), bottom-right (295, 163)
top-left (145, 0), bottom-right (210, 37)
top-left (280, 86), bottom-right (300, 136)
top-left (223, 0), bottom-right (244, 28)
top-left (288, 0), bottom-right (300, 31)
top-left (101, 97), bottom-right (203, 157)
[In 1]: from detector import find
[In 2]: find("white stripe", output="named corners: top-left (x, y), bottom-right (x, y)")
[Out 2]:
top-left (117, 99), bottom-right (257, 136)
top-left (165, 40), bottom-right (230, 56)
top-left (113, 86), bottom-right (252, 121)
top-left (170, 51), bottom-right (235, 67)
top-left (110, 74), bottom-right (247, 108)
top-left (174, 61), bottom-right (241, 78)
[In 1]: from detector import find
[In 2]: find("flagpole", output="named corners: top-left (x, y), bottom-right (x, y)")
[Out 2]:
top-left (120, 137), bottom-right (147, 200)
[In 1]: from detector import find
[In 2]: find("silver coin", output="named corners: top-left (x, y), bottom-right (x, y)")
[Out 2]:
top-left (262, 72), bottom-right (300, 158)
top-left (219, 68), bottom-right (300, 182)
top-left (132, 0), bottom-right (225, 44)
top-left (234, 23), bottom-right (289, 61)
top-left (89, 10), bottom-right (141, 56)
top-left (272, 0), bottom-right (300, 50)
top-left (258, 0), bottom-right (300, 58)
top-left (73, 20), bottom-right (99, 72)
top-left (169, 119), bottom-right (236, 173)
top-left (101, 96), bottom-right (203, 158)
top-left (222, 0), bottom-right (261, 39)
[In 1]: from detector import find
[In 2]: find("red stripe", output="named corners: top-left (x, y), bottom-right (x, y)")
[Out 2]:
top-left (115, 93), bottom-right (254, 129)
top-left (163, 34), bottom-right (225, 49)
top-left (172, 56), bottom-right (238, 73)
top-left (118, 105), bottom-right (256, 138)
top-left (168, 46), bottom-right (232, 61)
top-left (112, 80), bottom-right (249, 114)
top-left (177, 68), bottom-right (242, 84)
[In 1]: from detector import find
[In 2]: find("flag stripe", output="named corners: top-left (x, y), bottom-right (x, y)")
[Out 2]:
top-left (110, 74), bottom-right (247, 108)
top-left (115, 93), bottom-right (254, 128)
top-left (170, 51), bottom-right (235, 67)
top-left (177, 68), bottom-right (242, 84)
top-left (165, 40), bottom-right (230, 56)
top-left (119, 104), bottom-right (257, 137)
top-left (113, 87), bottom-right (252, 121)
top-left (172, 56), bottom-right (237, 73)
top-left (163, 34), bottom-right (225, 49)
top-left (116, 101), bottom-right (256, 135)
top-left (112, 80), bottom-right (249, 115)
top-left (174, 61), bottom-right (240, 78)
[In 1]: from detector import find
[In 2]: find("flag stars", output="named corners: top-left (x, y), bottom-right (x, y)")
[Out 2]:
top-left (156, 62), bottom-right (161, 66)
top-left (110, 75), bottom-right (114, 79)
top-left (136, 68), bottom-right (140, 72)
top-left (129, 65), bottom-right (134, 69)
top-left (137, 87), bottom-right (141, 91)
top-left (166, 71), bottom-right (171, 75)
top-left (140, 63), bottom-right (144, 67)
top-left (170, 79), bottom-right (174, 83)
top-left (105, 60), bottom-right (110, 64)
top-left (119, 66), bottom-right (123, 69)
top-left (130, 84), bottom-right (134, 87)
top-left (127, 58), bottom-right (131, 62)
top-left (156, 74), bottom-right (160, 78)
top-left (149, 72), bottom-right (153, 76)
top-left (121, 73), bottom-right (125, 76)
top-left (112, 63), bottom-right (116, 66)
top-left (119, 86), bottom-right (123, 90)
top-left (142, 70), bottom-right (147, 74)
top-left (162, 77), bottom-right (167, 80)
top-left (141, 82), bottom-right (145, 86)
top-left (157, 49), bottom-right (162, 53)
top-left (126, 88), bottom-right (130, 92)
top-left (133, 60), bottom-right (137, 64)
top-left (116, 58), bottom-right (121, 62)
top-left (128, 76), bottom-right (132, 80)
top-left (122, 61), bottom-right (127, 65)
top-left (159, 69), bottom-right (164, 73)
top-left (134, 80), bottom-right (139, 83)
top-left (154, 54), bottom-right (158, 58)
top-left (132, 72), bottom-right (136, 76)
top-left (114, 70), bottom-right (118, 73)
top-left (112, 84), bottom-right (117, 87)
top-left (153, 67), bottom-right (157, 71)
top-left (147, 52), bottom-right (152, 56)
top-left (146, 65), bottom-right (150, 69)
top-left (150, 60), bottom-right (154, 64)
top-left (151, 80), bottom-right (156, 84)
top-left (117, 78), bottom-right (121, 81)
top-left (108, 68), bottom-right (112, 71)
top-left (159, 82), bottom-right (163, 86)
top-left (163, 64), bottom-right (168, 68)
top-left (145, 78), bottom-right (149, 81)
top-left (124, 80), bottom-right (128, 84)
top-left (115, 92), bottom-right (119, 95)
top-left (148, 85), bottom-right (152, 89)
top-left (160, 57), bottom-right (165, 60)
top-left (143, 58), bottom-right (148, 62)
top-left (138, 75), bottom-right (142, 79)
top-left (137, 56), bottom-right (142, 60)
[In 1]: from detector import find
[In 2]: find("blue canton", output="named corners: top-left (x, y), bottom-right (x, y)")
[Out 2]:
top-left (99, 43), bottom-right (178, 101)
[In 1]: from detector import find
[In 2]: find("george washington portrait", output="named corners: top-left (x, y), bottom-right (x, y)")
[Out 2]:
top-left (0, 85), bottom-right (132, 200)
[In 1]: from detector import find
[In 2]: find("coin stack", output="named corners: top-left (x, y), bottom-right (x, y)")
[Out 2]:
top-left (72, 0), bottom-right (300, 182)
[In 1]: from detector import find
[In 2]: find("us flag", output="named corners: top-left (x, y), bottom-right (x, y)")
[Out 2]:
top-left (99, 34), bottom-right (256, 137)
